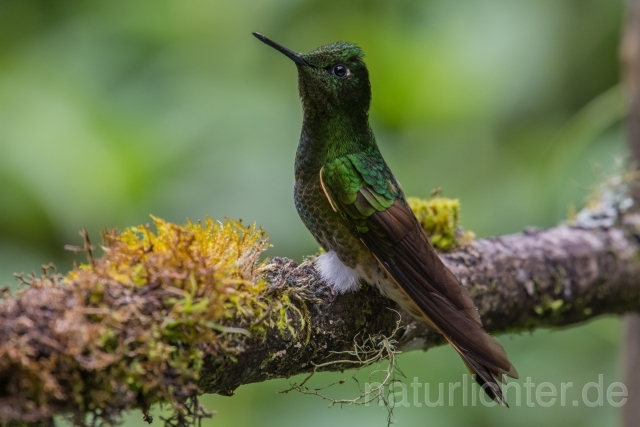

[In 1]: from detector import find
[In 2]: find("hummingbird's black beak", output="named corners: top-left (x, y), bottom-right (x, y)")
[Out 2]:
top-left (252, 32), bottom-right (309, 66)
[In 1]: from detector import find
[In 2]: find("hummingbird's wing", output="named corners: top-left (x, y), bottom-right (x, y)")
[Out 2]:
top-left (320, 153), bottom-right (518, 402)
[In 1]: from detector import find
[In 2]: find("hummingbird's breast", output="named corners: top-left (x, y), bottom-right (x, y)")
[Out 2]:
top-left (294, 171), bottom-right (369, 268)
top-left (293, 119), bottom-right (377, 270)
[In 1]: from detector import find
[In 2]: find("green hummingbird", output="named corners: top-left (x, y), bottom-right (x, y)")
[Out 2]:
top-left (253, 32), bottom-right (518, 404)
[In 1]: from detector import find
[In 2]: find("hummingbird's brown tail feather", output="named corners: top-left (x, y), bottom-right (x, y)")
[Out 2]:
top-left (460, 355), bottom-right (510, 407)
top-left (407, 294), bottom-right (517, 404)
top-left (447, 336), bottom-right (511, 406)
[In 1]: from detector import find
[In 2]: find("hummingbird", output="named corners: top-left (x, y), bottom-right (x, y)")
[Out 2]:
top-left (253, 32), bottom-right (518, 405)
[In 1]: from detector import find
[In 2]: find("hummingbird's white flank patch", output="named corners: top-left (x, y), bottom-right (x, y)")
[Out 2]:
top-left (315, 250), bottom-right (360, 293)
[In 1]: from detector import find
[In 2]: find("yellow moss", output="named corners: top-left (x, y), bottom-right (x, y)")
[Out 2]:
top-left (1, 216), bottom-right (284, 425)
top-left (407, 196), bottom-right (472, 250)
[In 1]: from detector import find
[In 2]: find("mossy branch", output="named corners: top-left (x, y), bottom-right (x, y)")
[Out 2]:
top-left (1, 180), bottom-right (640, 426)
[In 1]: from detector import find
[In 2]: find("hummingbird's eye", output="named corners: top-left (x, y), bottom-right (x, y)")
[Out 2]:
top-left (331, 64), bottom-right (349, 78)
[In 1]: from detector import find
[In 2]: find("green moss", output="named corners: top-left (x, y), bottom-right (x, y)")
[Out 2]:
top-left (407, 196), bottom-right (473, 251)
top-left (553, 267), bottom-right (566, 295)
top-left (534, 297), bottom-right (566, 316)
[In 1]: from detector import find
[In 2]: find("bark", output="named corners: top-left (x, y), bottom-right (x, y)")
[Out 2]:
top-left (203, 218), bottom-right (640, 394)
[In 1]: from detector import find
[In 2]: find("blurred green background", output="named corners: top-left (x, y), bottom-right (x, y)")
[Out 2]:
top-left (0, 0), bottom-right (628, 426)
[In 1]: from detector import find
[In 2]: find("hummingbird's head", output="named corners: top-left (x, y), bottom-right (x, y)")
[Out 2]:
top-left (253, 33), bottom-right (371, 118)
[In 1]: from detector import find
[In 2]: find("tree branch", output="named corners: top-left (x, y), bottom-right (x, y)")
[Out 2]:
top-left (203, 214), bottom-right (640, 396)
top-left (1, 195), bottom-right (639, 424)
